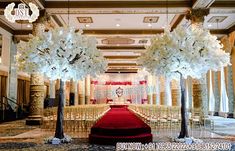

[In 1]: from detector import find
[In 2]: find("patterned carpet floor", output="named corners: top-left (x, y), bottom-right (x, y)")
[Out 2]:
top-left (0, 119), bottom-right (235, 150)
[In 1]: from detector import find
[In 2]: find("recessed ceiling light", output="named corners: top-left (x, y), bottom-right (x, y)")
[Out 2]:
top-left (27, 24), bottom-right (31, 28)
top-left (148, 23), bottom-right (152, 27)
top-left (116, 23), bottom-right (120, 27)
top-left (208, 24), bottom-right (212, 27)
top-left (85, 24), bottom-right (90, 27)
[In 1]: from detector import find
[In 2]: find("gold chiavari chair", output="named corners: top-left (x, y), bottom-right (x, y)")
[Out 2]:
top-left (168, 106), bottom-right (181, 130)
top-left (149, 106), bottom-right (159, 129)
top-left (42, 108), bottom-right (51, 130)
top-left (190, 108), bottom-right (202, 131)
top-left (158, 106), bottom-right (170, 129)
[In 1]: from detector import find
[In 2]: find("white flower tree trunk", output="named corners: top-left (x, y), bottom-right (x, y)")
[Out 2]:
top-left (179, 74), bottom-right (189, 138)
top-left (55, 79), bottom-right (65, 139)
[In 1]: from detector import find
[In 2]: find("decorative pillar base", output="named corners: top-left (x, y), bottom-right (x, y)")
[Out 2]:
top-left (26, 116), bottom-right (42, 125)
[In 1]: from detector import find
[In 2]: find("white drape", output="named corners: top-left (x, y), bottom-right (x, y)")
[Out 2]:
top-left (156, 76), bottom-right (160, 105)
top-left (164, 76), bottom-right (172, 106)
top-left (209, 70), bottom-right (215, 112)
top-left (220, 67), bottom-right (229, 112)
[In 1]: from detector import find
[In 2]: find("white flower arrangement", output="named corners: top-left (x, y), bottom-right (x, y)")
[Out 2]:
top-left (16, 26), bottom-right (107, 81)
top-left (138, 24), bottom-right (230, 80)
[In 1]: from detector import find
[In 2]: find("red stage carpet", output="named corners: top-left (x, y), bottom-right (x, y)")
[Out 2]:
top-left (89, 105), bottom-right (152, 145)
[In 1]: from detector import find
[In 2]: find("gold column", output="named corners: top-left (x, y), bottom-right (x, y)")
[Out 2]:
top-left (152, 76), bottom-right (157, 105)
top-left (232, 47), bottom-right (235, 117)
top-left (78, 79), bottom-right (85, 105)
top-left (171, 80), bottom-right (181, 106)
top-left (90, 79), bottom-right (95, 104)
top-left (26, 73), bottom-right (44, 125)
top-left (85, 75), bottom-right (91, 104)
top-left (74, 81), bottom-right (78, 106)
top-left (160, 92), bottom-right (165, 105)
top-left (192, 80), bottom-right (202, 109)
top-left (152, 94), bottom-right (156, 105)
top-left (192, 77), bottom-right (208, 117)
top-left (65, 81), bottom-right (70, 106)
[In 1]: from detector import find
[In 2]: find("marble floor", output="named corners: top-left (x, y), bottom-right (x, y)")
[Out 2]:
top-left (0, 117), bottom-right (234, 151)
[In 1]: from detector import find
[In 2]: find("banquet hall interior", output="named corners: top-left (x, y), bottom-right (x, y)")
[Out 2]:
top-left (0, 0), bottom-right (235, 150)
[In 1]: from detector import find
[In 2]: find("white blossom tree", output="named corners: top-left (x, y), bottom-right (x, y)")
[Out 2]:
top-left (16, 26), bottom-right (107, 140)
top-left (139, 24), bottom-right (230, 139)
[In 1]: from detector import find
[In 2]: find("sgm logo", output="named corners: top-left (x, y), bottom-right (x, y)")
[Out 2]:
top-left (4, 3), bottom-right (39, 23)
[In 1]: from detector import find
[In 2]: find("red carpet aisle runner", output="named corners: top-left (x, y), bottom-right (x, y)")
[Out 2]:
top-left (89, 105), bottom-right (152, 145)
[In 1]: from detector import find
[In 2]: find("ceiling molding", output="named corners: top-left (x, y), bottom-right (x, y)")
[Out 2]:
top-left (0, 2), bottom-right (21, 9)
top-left (171, 14), bottom-right (185, 30)
top-left (14, 30), bottom-right (32, 35)
top-left (9, 28), bottom-right (232, 37)
top-left (192, 0), bottom-right (215, 9)
top-left (51, 15), bottom-right (63, 27)
top-left (105, 56), bottom-right (140, 59)
top-left (35, 0), bottom-right (45, 9)
top-left (211, 1), bottom-right (235, 8)
top-left (0, 1), bottom-right (45, 9)
top-left (82, 29), bottom-right (164, 35)
top-left (210, 29), bottom-right (228, 35)
top-left (46, 9), bottom-right (188, 15)
top-left (108, 63), bottom-right (138, 67)
top-left (227, 24), bottom-right (235, 34)
top-left (98, 46), bottom-right (145, 50)
top-left (0, 19), bottom-right (14, 34)
top-left (45, 1), bottom-right (192, 9)
top-left (105, 69), bottom-right (138, 73)
top-left (20, 0), bottom-right (45, 9)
